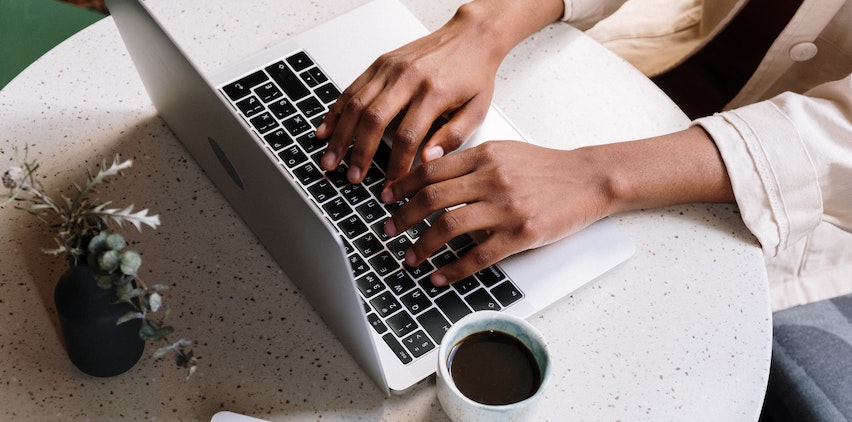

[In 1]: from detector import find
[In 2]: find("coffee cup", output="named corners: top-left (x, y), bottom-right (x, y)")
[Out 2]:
top-left (436, 310), bottom-right (552, 421)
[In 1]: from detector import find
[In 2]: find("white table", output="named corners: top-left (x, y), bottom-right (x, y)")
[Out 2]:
top-left (0, 1), bottom-right (771, 420)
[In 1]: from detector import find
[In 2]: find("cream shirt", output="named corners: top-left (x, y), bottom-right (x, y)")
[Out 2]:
top-left (561, 0), bottom-right (852, 310)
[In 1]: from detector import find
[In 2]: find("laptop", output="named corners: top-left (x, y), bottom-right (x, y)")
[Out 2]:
top-left (106, 0), bottom-right (635, 395)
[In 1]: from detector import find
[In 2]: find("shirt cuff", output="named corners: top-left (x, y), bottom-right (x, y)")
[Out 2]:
top-left (695, 100), bottom-right (822, 256)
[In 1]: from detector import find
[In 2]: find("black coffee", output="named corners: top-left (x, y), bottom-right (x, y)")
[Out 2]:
top-left (446, 330), bottom-right (542, 405)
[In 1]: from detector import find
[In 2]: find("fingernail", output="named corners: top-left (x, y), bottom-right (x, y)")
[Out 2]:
top-left (347, 166), bottom-right (361, 183)
top-left (316, 122), bottom-right (327, 135)
top-left (321, 151), bottom-right (337, 170)
top-left (381, 186), bottom-right (394, 203)
top-left (423, 146), bottom-right (444, 162)
top-left (431, 273), bottom-right (447, 286)
top-left (405, 249), bottom-right (416, 266)
top-left (384, 219), bottom-right (397, 237)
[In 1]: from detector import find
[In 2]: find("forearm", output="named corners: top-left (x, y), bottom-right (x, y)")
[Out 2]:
top-left (450, 0), bottom-right (565, 61)
top-left (585, 126), bottom-right (735, 215)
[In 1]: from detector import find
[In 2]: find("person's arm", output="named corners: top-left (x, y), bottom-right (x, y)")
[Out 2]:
top-left (316, 0), bottom-right (565, 185)
top-left (382, 126), bottom-right (734, 286)
top-left (696, 73), bottom-right (852, 256)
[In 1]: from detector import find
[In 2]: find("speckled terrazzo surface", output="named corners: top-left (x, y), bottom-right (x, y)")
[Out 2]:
top-left (0, 0), bottom-right (771, 420)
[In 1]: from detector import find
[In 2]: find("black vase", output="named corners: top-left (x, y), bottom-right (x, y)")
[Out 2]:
top-left (54, 264), bottom-right (145, 377)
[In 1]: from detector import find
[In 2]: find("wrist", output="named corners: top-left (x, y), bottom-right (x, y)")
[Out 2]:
top-left (450, 0), bottom-right (564, 61)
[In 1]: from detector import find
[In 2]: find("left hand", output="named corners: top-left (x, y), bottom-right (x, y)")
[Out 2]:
top-left (381, 140), bottom-right (616, 286)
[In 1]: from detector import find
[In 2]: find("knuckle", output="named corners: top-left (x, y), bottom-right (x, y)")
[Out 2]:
top-left (418, 185), bottom-right (443, 209)
top-left (442, 126), bottom-right (466, 149)
top-left (394, 128), bottom-right (420, 148)
top-left (432, 213), bottom-right (461, 237)
top-left (362, 107), bottom-right (387, 130)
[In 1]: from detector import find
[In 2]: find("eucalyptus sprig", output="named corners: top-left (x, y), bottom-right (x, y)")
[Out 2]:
top-left (2, 147), bottom-right (197, 378)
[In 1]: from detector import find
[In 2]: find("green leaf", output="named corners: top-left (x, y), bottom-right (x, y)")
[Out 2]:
top-left (119, 250), bottom-right (141, 276)
top-left (98, 250), bottom-right (120, 273)
top-left (104, 232), bottom-right (126, 251)
top-left (116, 311), bottom-right (144, 325)
top-left (87, 231), bottom-right (109, 256)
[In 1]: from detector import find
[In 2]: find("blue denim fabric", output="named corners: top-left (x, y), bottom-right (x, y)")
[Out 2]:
top-left (761, 294), bottom-right (852, 422)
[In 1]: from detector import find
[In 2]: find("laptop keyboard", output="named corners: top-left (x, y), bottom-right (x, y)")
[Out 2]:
top-left (220, 50), bottom-right (523, 365)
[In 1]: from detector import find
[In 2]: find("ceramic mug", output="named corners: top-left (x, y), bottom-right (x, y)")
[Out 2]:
top-left (436, 310), bottom-right (552, 421)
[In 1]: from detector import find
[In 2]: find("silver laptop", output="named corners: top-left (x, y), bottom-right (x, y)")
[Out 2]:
top-left (107, 0), bottom-right (635, 395)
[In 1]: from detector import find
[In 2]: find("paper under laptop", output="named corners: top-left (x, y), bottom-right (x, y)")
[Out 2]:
top-left (107, 0), bottom-right (635, 394)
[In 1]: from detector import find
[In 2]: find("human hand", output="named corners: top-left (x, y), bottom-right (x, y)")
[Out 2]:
top-left (381, 141), bottom-right (616, 286)
top-left (380, 127), bottom-right (735, 286)
top-left (314, 6), bottom-right (506, 185)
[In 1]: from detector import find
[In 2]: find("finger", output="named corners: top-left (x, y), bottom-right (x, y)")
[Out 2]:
top-left (347, 88), bottom-right (412, 183)
top-left (383, 103), bottom-right (448, 183)
top-left (316, 67), bottom-right (375, 140)
top-left (430, 233), bottom-right (514, 286)
top-left (421, 96), bottom-right (490, 163)
top-left (320, 81), bottom-right (384, 171)
top-left (381, 149), bottom-right (478, 206)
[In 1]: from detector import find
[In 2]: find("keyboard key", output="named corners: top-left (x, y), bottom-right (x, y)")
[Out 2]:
top-left (385, 270), bottom-right (415, 296)
top-left (402, 330), bottom-right (435, 358)
top-left (448, 233), bottom-right (475, 251)
top-left (353, 232), bottom-right (383, 258)
top-left (286, 51), bottom-right (314, 72)
top-left (406, 260), bottom-right (435, 280)
top-left (263, 129), bottom-right (292, 152)
top-left (355, 199), bottom-right (387, 224)
top-left (373, 141), bottom-right (392, 171)
top-left (235, 95), bottom-right (264, 117)
top-left (282, 114), bottom-right (311, 136)
top-left (432, 250), bottom-right (457, 269)
top-left (368, 251), bottom-right (399, 277)
top-left (326, 165), bottom-right (349, 188)
top-left (419, 278), bottom-right (449, 297)
top-left (400, 288), bottom-right (431, 315)
top-left (371, 220), bottom-right (391, 242)
top-left (268, 98), bottom-right (297, 119)
top-left (265, 61), bottom-right (310, 100)
top-left (370, 292), bottom-right (401, 318)
top-left (255, 82), bottom-right (283, 102)
top-left (416, 308), bottom-right (451, 344)
top-left (340, 236), bottom-right (353, 255)
top-left (476, 266), bottom-right (506, 287)
top-left (348, 254), bottom-right (369, 277)
top-left (386, 236), bottom-right (412, 261)
top-left (291, 162), bottom-right (323, 186)
top-left (314, 82), bottom-right (341, 104)
top-left (490, 280), bottom-right (523, 307)
top-left (249, 112), bottom-right (278, 133)
top-left (341, 183), bottom-right (371, 206)
top-left (307, 179), bottom-right (336, 204)
top-left (382, 333), bottom-right (412, 364)
top-left (464, 288), bottom-right (502, 311)
top-left (296, 131), bottom-right (323, 154)
top-left (222, 70), bottom-right (268, 101)
top-left (338, 215), bottom-right (368, 239)
top-left (367, 312), bottom-right (387, 334)
top-left (278, 144), bottom-right (308, 169)
top-left (452, 276), bottom-right (480, 296)
top-left (322, 197), bottom-right (351, 221)
top-left (356, 272), bottom-right (384, 298)
top-left (300, 67), bottom-right (328, 87)
top-left (361, 164), bottom-right (384, 187)
top-left (405, 221), bottom-right (429, 239)
top-left (435, 291), bottom-right (471, 323)
top-left (297, 96), bottom-right (325, 118)
top-left (386, 310), bottom-right (417, 338)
